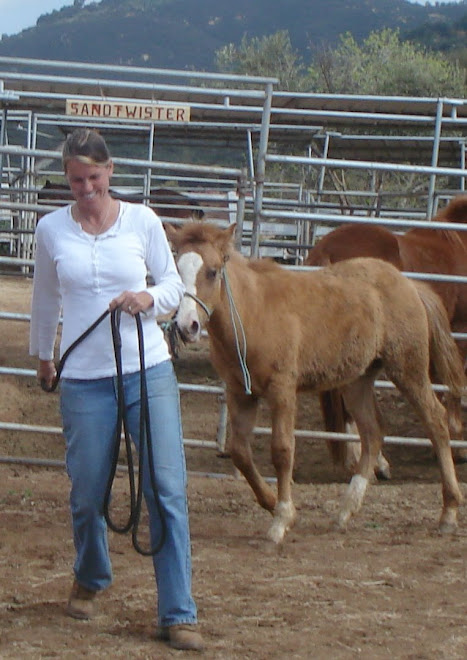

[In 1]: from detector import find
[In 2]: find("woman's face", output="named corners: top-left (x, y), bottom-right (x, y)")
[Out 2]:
top-left (65, 158), bottom-right (113, 212)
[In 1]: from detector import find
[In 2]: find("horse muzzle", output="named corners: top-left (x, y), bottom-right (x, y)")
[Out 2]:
top-left (174, 291), bottom-right (211, 343)
top-left (175, 315), bottom-right (202, 343)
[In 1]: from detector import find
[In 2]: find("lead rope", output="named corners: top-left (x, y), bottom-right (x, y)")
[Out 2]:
top-left (40, 308), bottom-right (111, 391)
top-left (180, 268), bottom-right (252, 396)
top-left (221, 266), bottom-right (252, 395)
top-left (106, 308), bottom-right (167, 556)
top-left (41, 308), bottom-right (166, 556)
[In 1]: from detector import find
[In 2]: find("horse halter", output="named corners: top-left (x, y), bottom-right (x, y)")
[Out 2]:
top-left (183, 290), bottom-right (213, 319)
top-left (181, 266), bottom-right (252, 395)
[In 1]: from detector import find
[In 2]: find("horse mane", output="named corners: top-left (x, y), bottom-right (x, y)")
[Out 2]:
top-left (170, 221), bottom-right (224, 246)
top-left (168, 222), bottom-right (282, 272)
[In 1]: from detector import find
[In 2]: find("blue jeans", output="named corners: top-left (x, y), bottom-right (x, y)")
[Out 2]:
top-left (60, 360), bottom-right (197, 627)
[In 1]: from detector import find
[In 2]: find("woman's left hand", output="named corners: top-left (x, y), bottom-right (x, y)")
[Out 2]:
top-left (109, 290), bottom-right (154, 316)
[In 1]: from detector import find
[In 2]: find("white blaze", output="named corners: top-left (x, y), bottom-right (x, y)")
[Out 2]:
top-left (176, 252), bottom-right (204, 339)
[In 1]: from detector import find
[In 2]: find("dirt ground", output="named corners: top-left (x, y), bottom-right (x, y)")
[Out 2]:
top-left (0, 274), bottom-right (466, 659)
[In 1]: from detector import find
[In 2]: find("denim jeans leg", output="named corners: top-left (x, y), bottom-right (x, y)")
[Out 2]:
top-left (60, 377), bottom-right (117, 592)
top-left (124, 361), bottom-right (198, 626)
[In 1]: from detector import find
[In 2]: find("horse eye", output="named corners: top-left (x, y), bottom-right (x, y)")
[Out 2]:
top-left (206, 268), bottom-right (218, 281)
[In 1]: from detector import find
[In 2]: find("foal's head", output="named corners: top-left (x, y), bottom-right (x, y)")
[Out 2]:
top-left (165, 222), bottom-right (237, 342)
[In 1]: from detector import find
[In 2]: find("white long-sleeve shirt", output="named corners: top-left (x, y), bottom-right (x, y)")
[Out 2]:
top-left (29, 201), bottom-right (185, 379)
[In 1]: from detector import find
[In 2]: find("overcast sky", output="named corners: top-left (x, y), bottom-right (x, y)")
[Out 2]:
top-left (0, 1), bottom-right (75, 36)
top-left (0, 0), bottom-right (460, 38)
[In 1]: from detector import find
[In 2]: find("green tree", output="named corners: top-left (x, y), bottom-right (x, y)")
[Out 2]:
top-left (309, 29), bottom-right (466, 96)
top-left (214, 30), bottom-right (309, 91)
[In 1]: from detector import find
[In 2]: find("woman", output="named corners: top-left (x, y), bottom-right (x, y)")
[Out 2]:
top-left (29, 128), bottom-right (204, 652)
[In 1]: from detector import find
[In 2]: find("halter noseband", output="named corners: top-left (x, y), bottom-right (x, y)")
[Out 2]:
top-left (183, 290), bottom-right (213, 319)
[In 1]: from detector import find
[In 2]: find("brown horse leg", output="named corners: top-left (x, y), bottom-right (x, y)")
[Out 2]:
top-left (393, 377), bottom-right (463, 533)
top-left (444, 392), bottom-right (467, 463)
top-left (321, 389), bottom-right (350, 472)
top-left (267, 399), bottom-right (298, 543)
top-left (320, 389), bottom-right (391, 480)
top-left (226, 391), bottom-right (277, 514)
top-left (336, 377), bottom-right (385, 529)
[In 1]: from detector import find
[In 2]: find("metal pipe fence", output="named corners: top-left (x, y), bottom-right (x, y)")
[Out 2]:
top-left (2, 257), bottom-right (467, 472)
top-left (2, 57), bottom-right (467, 471)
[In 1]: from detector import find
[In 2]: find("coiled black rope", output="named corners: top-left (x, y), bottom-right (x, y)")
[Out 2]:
top-left (41, 308), bottom-right (167, 556)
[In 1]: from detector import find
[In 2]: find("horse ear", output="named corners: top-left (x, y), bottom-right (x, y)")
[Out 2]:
top-left (220, 223), bottom-right (237, 262)
top-left (226, 223), bottom-right (237, 239)
top-left (225, 223), bottom-right (237, 248)
top-left (164, 222), bottom-right (181, 249)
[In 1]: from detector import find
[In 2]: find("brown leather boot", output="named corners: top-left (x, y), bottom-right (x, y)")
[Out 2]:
top-left (159, 624), bottom-right (204, 651)
top-left (66, 579), bottom-right (97, 620)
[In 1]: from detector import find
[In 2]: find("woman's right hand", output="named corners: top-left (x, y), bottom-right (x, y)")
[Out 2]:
top-left (38, 359), bottom-right (57, 392)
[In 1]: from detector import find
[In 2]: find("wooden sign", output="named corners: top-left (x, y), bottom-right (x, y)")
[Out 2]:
top-left (66, 99), bottom-right (190, 122)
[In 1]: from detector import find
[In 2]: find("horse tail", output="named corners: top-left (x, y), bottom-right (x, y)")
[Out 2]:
top-left (414, 282), bottom-right (465, 397)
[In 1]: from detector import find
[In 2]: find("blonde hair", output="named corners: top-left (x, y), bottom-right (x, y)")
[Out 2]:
top-left (62, 128), bottom-right (112, 170)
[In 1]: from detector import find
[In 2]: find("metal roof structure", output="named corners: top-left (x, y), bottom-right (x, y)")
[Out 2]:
top-left (1, 56), bottom-right (466, 154)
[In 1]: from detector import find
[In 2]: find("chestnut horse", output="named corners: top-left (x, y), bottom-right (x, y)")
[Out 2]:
top-left (165, 222), bottom-right (464, 543)
top-left (306, 195), bottom-right (467, 473)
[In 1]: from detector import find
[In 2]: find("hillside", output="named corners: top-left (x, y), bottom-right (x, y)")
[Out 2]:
top-left (407, 7), bottom-right (467, 53)
top-left (0, 0), bottom-right (466, 72)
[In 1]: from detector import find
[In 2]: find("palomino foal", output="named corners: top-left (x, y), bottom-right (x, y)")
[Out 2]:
top-left (166, 222), bottom-right (464, 543)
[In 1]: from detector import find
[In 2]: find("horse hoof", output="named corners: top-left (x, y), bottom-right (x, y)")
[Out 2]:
top-left (375, 466), bottom-right (391, 481)
top-left (334, 511), bottom-right (350, 531)
top-left (333, 519), bottom-right (348, 533)
top-left (438, 521), bottom-right (458, 535)
top-left (438, 509), bottom-right (458, 535)
top-left (374, 454), bottom-right (391, 481)
top-left (267, 523), bottom-right (286, 544)
top-left (266, 501), bottom-right (296, 543)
